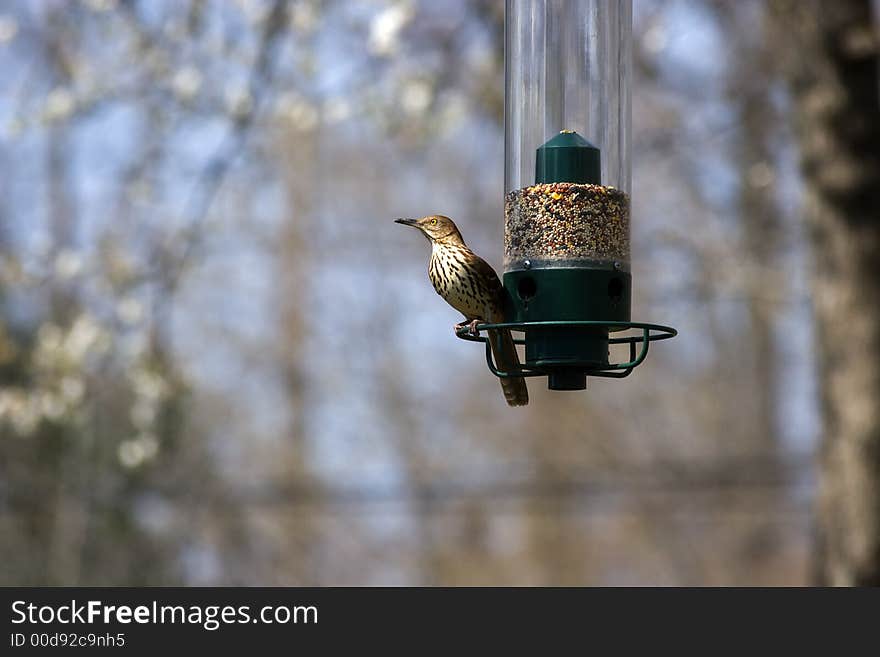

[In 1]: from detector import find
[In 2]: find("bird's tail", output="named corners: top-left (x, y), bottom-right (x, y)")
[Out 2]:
top-left (488, 328), bottom-right (529, 407)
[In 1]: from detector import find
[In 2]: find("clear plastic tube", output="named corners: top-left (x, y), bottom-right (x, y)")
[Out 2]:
top-left (504, 0), bottom-right (632, 271)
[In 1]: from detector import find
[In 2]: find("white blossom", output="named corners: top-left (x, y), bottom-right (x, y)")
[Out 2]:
top-left (38, 391), bottom-right (65, 421)
top-left (118, 439), bottom-right (145, 468)
top-left (0, 390), bottom-right (16, 419)
top-left (54, 248), bottom-right (83, 280)
top-left (44, 88), bottom-right (76, 122)
top-left (118, 433), bottom-right (159, 468)
top-left (400, 80), bottom-right (433, 114)
top-left (276, 93), bottom-right (319, 132)
top-left (643, 22), bottom-right (668, 54)
top-left (368, 2), bottom-right (414, 56)
top-left (0, 390), bottom-right (39, 436)
top-left (172, 67), bottom-right (203, 102)
top-left (60, 377), bottom-right (85, 404)
top-left (65, 314), bottom-right (106, 362)
top-left (129, 368), bottom-right (169, 402)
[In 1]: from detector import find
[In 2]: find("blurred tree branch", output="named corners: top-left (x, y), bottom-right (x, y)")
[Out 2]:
top-left (157, 0), bottom-right (289, 302)
top-left (771, 0), bottom-right (880, 585)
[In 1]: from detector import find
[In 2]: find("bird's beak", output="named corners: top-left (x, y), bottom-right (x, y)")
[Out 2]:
top-left (395, 217), bottom-right (418, 227)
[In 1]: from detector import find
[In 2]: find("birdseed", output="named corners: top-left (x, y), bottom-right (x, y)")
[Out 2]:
top-left (504, 182), bottom-right (630, 268)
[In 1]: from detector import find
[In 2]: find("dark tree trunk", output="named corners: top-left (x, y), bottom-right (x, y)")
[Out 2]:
top-left (773, 0), bottom-right (880, 585)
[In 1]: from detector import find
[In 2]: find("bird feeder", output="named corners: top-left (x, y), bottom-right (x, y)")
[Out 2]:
top-left (457, 0), bottom-right (675, 390)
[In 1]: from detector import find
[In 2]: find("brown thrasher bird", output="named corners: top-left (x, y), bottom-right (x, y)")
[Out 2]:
top-left (395, 215), bottom-right (529, 407)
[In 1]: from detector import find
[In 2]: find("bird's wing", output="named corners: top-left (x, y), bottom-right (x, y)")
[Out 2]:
top-left (466, 252), bottom-right (506, 323)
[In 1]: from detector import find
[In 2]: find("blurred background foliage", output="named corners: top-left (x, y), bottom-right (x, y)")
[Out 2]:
top-left (0, 0), bottom-right (876, 585)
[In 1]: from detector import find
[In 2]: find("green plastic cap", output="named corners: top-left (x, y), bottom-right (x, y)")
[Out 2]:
top-left (535, 130), bottom-right (601, 185)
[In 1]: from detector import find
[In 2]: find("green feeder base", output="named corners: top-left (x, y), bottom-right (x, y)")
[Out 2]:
top-left (502, 266), bottom-right (631, 388)
top-left (455, 320), bottom-right (677, 384)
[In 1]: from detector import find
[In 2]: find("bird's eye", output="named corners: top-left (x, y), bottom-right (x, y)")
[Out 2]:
top-left (431, 219), bottom-right (437, 225)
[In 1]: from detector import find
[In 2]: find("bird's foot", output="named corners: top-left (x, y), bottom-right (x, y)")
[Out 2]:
top-left (454, 320), bottom-right (481, 337)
